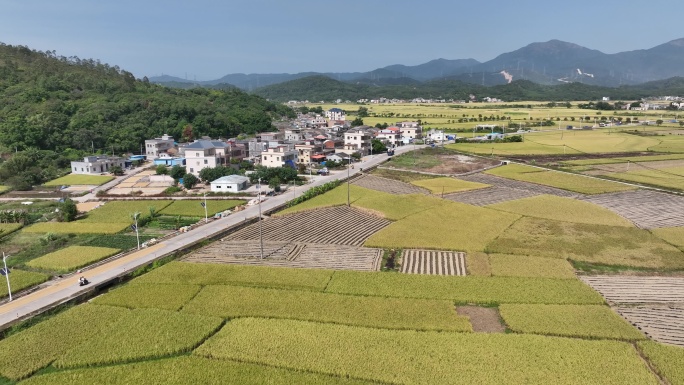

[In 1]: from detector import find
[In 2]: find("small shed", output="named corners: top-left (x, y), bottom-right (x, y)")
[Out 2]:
top-left (210, 175), bottom-right (250, 193)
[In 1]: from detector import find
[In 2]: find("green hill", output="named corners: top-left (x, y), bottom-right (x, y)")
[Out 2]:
top-left (0, 43), bottom-right (293, 153)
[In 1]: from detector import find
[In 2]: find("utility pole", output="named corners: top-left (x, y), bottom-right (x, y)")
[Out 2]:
top-left (2, 252), bottom-right (12, 302)
top-left (202, 193), bottom-right (208, 223)
top-left (258, 178), bottom-right (264, 259)
top-left (347, 158), bottom-right (351, 207)
top-left (131, 212), bottom-right (140, 250)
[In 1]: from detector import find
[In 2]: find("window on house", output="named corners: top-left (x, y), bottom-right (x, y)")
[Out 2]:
top-left (190, 168), bottom-right (194, 172)
top-left (196, 161), bottom-right (200, 166)
top-left (204, 159), bottom-right (208, 164)
top-left (216, 185), bottom-right (221, 188)
top-left (196, 153), bottom-right (200, 157)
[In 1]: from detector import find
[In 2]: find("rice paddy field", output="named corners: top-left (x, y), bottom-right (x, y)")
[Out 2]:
top-left (1, 258), bottom-right (680, 384)
top-left (24, 200), bottom-right (173, 234)
top-left (409, 177), bottom-right (490, 194)
top-left (158, 199), bottom-right (246, 217)
top-left (5, 103), bottom-right (684, 384)
top-left (485, 163), bottom-right (635, 194)
top-left (25, 246), bottom-right (120, 273)
top-left (43, 174), bottom-right (114, 186)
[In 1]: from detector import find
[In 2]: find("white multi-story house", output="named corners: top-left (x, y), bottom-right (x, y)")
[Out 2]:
top-left (325, 108), bottom-right (346, 121)
top-left (396, 121), bottom-right (422, 143)
top-left (261, 146), bottom-right (298, 168)
top-left (376, 127), bottom-right (402, 148)
top-left (71, 156), bottom-right (126, 175)
top-left (425, 128), bottom-right (446, 142)
top-left (180, 140), bottom-right (228, 176)
top-left (344, 129), bottom-right (371, 155)
top-left (144, 134), bottom-right (175, 158)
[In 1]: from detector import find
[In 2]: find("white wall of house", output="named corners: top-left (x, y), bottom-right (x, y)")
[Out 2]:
top-left (261, 147), bottom-right (298, 168)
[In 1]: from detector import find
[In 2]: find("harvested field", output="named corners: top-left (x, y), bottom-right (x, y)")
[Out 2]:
top-left (617, 306), bottom-right (684, 346)
top-left (581, 275), bottom-right (684, 346)
top-left (580, 276), bottom-right (684, 304)
top-left (582, 190), bottom-right (684, 229)
top-left (400, 249), bottom-right (466, 276)
top-left (352, 174), bottom-right (428, 195)
top-left (460, 172), bottom-right (581, 197)
top-left (444, 186), bottom-right (540, 206)
top-left (183, 240), bottom-right (382, 271)
top-left (226, 206), bottom-right (390, 246)
top-left (456, 306), bottom-right (505, 333)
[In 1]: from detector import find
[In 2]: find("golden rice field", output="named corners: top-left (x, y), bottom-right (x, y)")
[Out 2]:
top-left (26, 246), bottom-right (120, 272)
top-left (4, 259), bottom-right (682, 384)
top-left (561, 153), bottom-right (684, 166)
top-left (325, 270), bottom-right (603, 304)
top-left (448, 129), bottom-right (684, 155)
top-left (277, 185), bottom-right (448, 221)
top-left (485, 163), bottom-right (635, 194)
top-left (158, 199), bottom-right (246, 217)
top-left (23, 222), bottom-right (131, 234)
top-left (80, 200), bottom-right (173, 223)
top-left (499, 304), bottom-right (646, 340)
top-left (0, 269), bottom-right (49, 299)
top-left (603, 166), bottom-right (684, 190)
top-left (488, 254), bottom-right (576, 279)
top-left (410, 177), bottom-right (490, 194)
top-left (638, 341), bottom-right (684, 385)
top-left (43, 174), bottom-right (113, 186)
top-left (180, 285), bottom-right (472, 332)
top-left (195, 317), bottom-right (658, 385)
top-left (0, 304), bottom-right (128, 380)
top-left (487, 217), bottom-right (684, 269)
top-left (364, 200), bottom-right (520, 252)
top-left (18, 356), bottom-right (369, 385)
top-left (0, 223), bottom-right (23, 238)
top-left (91, 283), bottom-right (203, 311)
top-left (650, 226), bottom-right (684, 248)
top-left (52, 308), bottom-right (223, 369)
top-left (487, 195), bottom-right (635, 227)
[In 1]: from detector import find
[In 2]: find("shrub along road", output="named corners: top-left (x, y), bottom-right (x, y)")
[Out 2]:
top-left (0, 147), bottom-right (418, 329)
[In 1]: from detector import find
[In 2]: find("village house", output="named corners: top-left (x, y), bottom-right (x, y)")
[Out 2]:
top-left (261, 146), bottom-right (298, 168)
top-left (344, 129), bottom-right (372, 155)
top-left (396, 121), bottom-right (423, 143)
top-left (144, 134), bottom-right (175, 158)
top-left (376, 127), bottom-right (402, 148)
top-left (425, 128), bottom-right (446, 142)
top-left (325, 108), bottom-right (346, 121)
top-left (210, 175), bottom-right (250, 193)
top-left (71, 155), bottom-right (126, 175)
top-left (180, 139), bottom-right (228, 176)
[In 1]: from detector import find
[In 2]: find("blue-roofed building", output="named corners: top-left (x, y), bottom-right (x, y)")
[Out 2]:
top-left (325, 108), bottom-right (346, 121)
top-left (180, 139), bottom-right (229, 176)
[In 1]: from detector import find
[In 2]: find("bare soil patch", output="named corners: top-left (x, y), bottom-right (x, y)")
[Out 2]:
top-left (456, 306), bottom-right (505, 333)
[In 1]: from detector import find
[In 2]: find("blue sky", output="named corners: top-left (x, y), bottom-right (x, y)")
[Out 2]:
top-left (1, 0), bottom-right (682, 80)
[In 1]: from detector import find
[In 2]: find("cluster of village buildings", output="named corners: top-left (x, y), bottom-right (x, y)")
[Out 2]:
top-left (69, 108), bottom-right (446, 184)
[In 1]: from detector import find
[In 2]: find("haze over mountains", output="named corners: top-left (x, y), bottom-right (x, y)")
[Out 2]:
top-left (151, 38), bottom-right (684, 90)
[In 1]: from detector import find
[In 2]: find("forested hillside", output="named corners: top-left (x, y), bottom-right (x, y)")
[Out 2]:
top-left (254, 75), bottom-right (684, 103)
top-left (0, 43), bottom-right (293, 153)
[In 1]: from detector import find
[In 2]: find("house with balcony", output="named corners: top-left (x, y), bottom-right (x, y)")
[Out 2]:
top-left (180, 139), bottom-right (228, 176)
top-left (344, 129), bottom-right (371, 155)
top-left (261, 146), bottom-right (298, 168)
top-left (325, 108), bottom-right (346, 121)
top-left (144, 134), bottom-right (175, 158)
top-left (396, 121), bottom-right (423, 143)
top-left (377, 127), bottom-right (402, 148)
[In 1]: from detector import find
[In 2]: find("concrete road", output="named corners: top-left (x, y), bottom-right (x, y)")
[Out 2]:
top-left (0, 145), bottom-right (422, 328)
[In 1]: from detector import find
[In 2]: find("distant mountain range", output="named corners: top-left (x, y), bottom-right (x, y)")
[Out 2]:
top-left (150, 38), bottom-right (684, 90)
